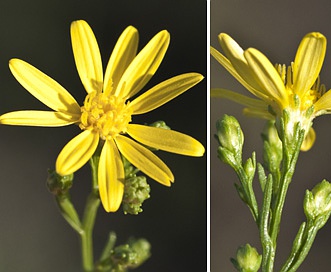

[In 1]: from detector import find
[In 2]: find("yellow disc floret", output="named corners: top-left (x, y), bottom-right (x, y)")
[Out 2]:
top-left (79, 91), bottom-right (132, 140)
top-left (275, 64), bottom-right (326, 114)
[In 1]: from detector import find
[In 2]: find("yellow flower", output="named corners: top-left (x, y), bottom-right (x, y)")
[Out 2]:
top-left (1, 20), bottom-right (204, 212)
top-left (211, 32), bottom-right (331, 151)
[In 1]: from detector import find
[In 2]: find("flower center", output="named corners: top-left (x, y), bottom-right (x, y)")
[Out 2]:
top-left (79, 91), bottom-right (132, 140)
top-left (301, 77), bottom-right (326, 110)
top-left (276, 64), bottom-right (326, 112)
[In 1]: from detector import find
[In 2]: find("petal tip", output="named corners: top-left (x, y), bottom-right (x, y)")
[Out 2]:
top-left (307, 32), bottom-right (326, 40)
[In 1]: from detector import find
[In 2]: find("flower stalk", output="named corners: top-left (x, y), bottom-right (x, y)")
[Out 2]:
top-left (48, 154), bottom-right (101, 271)
top-left (261, 114), bottom-right (305, 271)
top-left (80, 191), bottom-right (100, 271)
top-left (79, 154), bottom-right (101, 270)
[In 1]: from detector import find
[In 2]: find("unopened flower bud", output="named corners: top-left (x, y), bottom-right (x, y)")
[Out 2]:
top-left (110, 238), bottom-right (151, 270)
top-left (262, 121), bottom-right (282, 171)
top-left (127, 237), bottom-right (151, 268)
top-left (46, 170), bottom-right (73, 195)
top-left (232, 244), bottom-right (262, 272)
top-left (122, 176), bottom-right (150, 215)
top-left (244, 156), bottom-right (255, 180)
top-left (149, 120), bottom-right (171, 130)
top-left (216, 115), bottom-right (244, 166)
top-left (304, 180), bottom-right (331, 225)
top-left (111, 244), bottom-right (136, 267)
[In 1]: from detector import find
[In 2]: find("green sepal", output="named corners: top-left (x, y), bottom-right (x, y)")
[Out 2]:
top-left (47, 170), bottom-right (73, 196)
top-left (234, 182), bottom-right (247, 204)
top-left (257, 163), bottom-right (267, 192)
top-left (218, 146), bottom-right (241, 169)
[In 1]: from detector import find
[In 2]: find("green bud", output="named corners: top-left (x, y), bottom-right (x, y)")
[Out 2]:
top-left (216, 115), bottom-right (244, 163)
top-left (261, 121), bottom-right (282, 172)
top-left (111, 244), bottom-right (137, 267)
top-left (231, 244), bottom-right (262, 272)
top-left (304, 180), bottom-right (331, 226)
top-left (46, 170), bottom-right (73, 196)
top-left (122, 176), bottom-right (150, 215)
top-left (110, 238), bottom-right (151, 270)
top-left (127, 237), bottom-right (151, 268)
top-left (149, 120), bottom-right (171, 130)
top-left (244, 154), bottom-right (256, 180)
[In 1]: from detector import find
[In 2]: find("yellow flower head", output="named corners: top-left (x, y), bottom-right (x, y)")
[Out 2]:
top-left (1, 20), bottom-right (205, 212)
top-left (211, 32), bottom-right (331, 151)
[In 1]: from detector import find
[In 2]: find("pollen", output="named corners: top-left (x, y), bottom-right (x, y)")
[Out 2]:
top-left (79, 91), bottom-right (132, 140)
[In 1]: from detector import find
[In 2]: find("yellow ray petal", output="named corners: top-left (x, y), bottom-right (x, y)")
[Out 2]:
top-left (244, 48), bottom-right (287, 107)
top-left (71, 20), bottom-right (103, 94)
top-left (115, 30), bottom-right (170, 99)
top-left (243, 108), bottom-right (274, 120)
top-left (300, 127), bottom-right (316, 151)
top-left (0, 110), bottom-right (80, 126)
top-left (293, 32), bottom-right (326, 98)
top-left (218, 33), bottom-right (252, 82)
top-left (210, 46), bottom-right (269, 102)
top-left (98, 139), bottom-right (124, 212)
top-left (115, 135), bottom-right (174, 186)
top-left (129, 73), bottom-right (203, 114)
top-left (314, 89), bottom-right (331, 115)
top-left (104, 26), bottom-right (139, 95)
top-left (127, 124), bottom-right (205, 156)
top-left (217, 34), bottom-right (270, 99)
top-left (56, 130), bottom-right (99, 176)
top-left (9, 59), bottom-right (81, 114)
top-left (211, 88), bottom-right (268, 110)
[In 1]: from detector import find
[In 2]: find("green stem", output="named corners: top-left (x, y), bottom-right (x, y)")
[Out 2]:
top-left (269, 168), bottom-right (293, 244)
top-left (263, 124), bottom-right (304, 272)
top-left (54, 153), bottom-right (101, 272)
top-left (80, 191), bottom-right (101, 271)
top-left (263, 174), bottom-right (291, 272)
top-left (99, 232), bottom-right (117, 262)
top-left (260, 175), bottom-right (274, 272)
top-left (235, 164), bottom-right (259, 222)
top-left (285, 224), bottom-right (318, 272)
top-left (56, 193), bottom-right (82, 234)
top-left (280, 222), bottom-right (306, 272)
top-left (79, 154), bottom-right (101, 271)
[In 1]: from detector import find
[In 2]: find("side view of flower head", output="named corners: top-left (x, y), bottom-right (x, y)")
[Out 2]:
top-left (0, 20), bottom-right (205, 212)
top-left (211, 32), bottom-right (331, 151)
